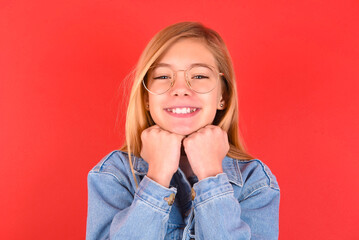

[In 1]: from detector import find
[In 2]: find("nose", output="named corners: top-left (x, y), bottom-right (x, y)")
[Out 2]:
top-left (169, 70), bottom-right (192, 96)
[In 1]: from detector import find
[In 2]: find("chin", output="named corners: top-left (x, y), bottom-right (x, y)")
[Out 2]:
top-left (170, 125), bottom-right (204, 136)
top-left (158, 125), bottom-right (196, 136)
top-left (171, 129), bottom-right (195, 136)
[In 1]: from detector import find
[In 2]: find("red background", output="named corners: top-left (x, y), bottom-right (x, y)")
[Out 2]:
top-left (1, 0), bottom-right (358, 239)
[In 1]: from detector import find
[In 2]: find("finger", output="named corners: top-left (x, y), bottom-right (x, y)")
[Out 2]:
top-left (148, 124), bottom-right (160, 130)
top-left (191, 125), bottom-right (207, 134)
top-left (146, 125), bottom-right (164, 134)
top-left (205, 124), bottom-right (221, 130)
top-left (176, 133), bottom-right (186, 141)
top-left (182, 137), bottom-right (189, 148)
top-left (157, 127), bottom-right (186, 138)
top-left (195, 125), bottom-right (215, 134)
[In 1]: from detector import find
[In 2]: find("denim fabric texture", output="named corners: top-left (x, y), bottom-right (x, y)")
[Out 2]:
top-left (86, 150), bottom-right (280, 240)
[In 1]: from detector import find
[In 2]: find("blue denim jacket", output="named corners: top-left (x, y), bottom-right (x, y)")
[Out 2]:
top-left (86, 150), bottom-right (280, 240)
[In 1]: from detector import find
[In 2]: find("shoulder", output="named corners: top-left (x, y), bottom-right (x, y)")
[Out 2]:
top-left (223, 156), bottom-right (280, 194)
top-left (88, 150), bottom-right (134, 185)
top-left (238, 158), bottom-right (279, 190)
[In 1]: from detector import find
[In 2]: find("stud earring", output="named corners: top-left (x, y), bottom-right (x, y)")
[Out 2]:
top-left (220, 103), bottom-right (224, 108)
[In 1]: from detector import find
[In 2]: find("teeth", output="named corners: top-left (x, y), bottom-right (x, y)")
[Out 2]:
top-left (167, 108), bottom-right (197, 114)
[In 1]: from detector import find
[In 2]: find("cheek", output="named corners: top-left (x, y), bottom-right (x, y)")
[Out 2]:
top-left (148, 95), bottom-right (158, 110)
top-left (148, 97), bottom-right (163, 122)
top-left (204, 95), bottom-right (220, 117)
top-left (210, 91), bottom-right (221, 108)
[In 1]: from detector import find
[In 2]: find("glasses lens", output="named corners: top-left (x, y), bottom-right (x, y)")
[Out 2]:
top-left (144, 65), bottom-right (219, 94)
top-left (145, 66), bottom-right (173, 94)
top-left (187, 66), bottom-right (217, 93)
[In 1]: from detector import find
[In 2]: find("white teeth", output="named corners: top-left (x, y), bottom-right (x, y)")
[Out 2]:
top-left (167, 108), bottom-right (197, 114)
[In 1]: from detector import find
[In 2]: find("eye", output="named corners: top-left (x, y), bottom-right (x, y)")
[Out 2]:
top-left (154, 75), bottom-right (171, 80)
top-left (193, 75), bottom-right (209, 79)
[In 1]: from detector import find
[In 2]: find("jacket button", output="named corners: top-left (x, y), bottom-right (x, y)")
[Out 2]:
top-left (191, 188), bottom-right (196, 200)
top-left (164, 193), bottom-right (175, 206)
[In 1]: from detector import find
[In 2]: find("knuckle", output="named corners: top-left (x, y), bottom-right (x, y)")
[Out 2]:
top-left (185, 137), bottom-right (193, 144)
top-left (161, 130), bottom-right (169, 138)
top-left (141, 131), bottom-right (147, 140)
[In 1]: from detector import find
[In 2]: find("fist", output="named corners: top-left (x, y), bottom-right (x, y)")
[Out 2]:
top-left (183, 125), bottom-right (229, 180)
top-left (140, 125), bottom-right (185, 187)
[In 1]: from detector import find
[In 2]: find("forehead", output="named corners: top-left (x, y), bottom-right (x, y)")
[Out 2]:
top-left (155, 38), bottom-right (217, 69)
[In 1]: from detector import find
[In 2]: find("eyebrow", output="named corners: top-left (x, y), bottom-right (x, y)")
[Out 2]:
top-left (154, 62), bottom-right (214, 69)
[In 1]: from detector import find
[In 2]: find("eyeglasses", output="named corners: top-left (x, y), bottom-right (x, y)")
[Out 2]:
top-left (142, 63), bottom-right (224, 95)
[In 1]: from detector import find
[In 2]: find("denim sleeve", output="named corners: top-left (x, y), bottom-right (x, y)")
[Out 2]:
top-left (86, 171), bottom-right (177, 240)
top-left (192, 173), bottom-right (280, 240)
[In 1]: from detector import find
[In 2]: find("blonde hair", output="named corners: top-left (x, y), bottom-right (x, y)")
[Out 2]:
top-left (119, 22), bottom-right (254, 188)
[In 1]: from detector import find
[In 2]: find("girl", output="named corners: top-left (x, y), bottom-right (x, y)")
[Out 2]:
top-left (86, 22), bottom-right (280, 240)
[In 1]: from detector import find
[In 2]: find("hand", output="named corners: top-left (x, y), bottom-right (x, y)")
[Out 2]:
top-left (140, 125), bottom-right (185, 187)
top-left (183, 125), bottom-right (230, 180)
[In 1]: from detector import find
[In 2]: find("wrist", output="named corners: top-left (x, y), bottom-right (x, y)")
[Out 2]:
top-left (147, 169), bottom-right (173, 188)
top-left (197, 168), bottom-right (223, 181)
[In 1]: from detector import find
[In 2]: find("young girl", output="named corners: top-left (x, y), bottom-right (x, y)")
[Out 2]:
top-left (86, 22), bottom-right (280, 240)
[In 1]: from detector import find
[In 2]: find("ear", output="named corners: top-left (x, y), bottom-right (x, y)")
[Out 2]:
top-left (144, 94), bottom-right (150, 110)
top-left (217, 96), bottom-right (225, 110)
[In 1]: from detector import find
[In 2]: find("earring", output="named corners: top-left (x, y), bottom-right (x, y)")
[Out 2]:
top-left (146, 104), bottom-right (149, 109)
top-left (220, 103), bottom-right (224, 108)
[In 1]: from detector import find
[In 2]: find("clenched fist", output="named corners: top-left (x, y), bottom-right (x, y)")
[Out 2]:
top-left (140, 125), bottom-right (185, 187)
top-left (183, 125), bottom-right (230, 180)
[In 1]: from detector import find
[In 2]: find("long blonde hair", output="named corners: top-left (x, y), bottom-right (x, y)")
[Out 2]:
top-left (119, 22), bottom-right (254, 188)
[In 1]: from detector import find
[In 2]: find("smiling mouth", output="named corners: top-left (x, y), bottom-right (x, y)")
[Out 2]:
top-left (164, 107), bottom-right (199, 114)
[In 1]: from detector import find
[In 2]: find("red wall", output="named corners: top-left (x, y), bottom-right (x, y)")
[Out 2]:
top-left (1, 0), bottom-right (358, 239)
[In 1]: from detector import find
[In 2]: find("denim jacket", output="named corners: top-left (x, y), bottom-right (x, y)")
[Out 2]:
top-left (86, 150), bottom-right (280, 240)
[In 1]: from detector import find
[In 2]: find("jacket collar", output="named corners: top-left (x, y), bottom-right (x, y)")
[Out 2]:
top-left (132, 155), bottom-right (243, 187)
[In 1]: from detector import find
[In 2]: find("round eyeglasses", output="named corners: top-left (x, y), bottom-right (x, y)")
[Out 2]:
top-left (142, 64), bottom-right (224, 95)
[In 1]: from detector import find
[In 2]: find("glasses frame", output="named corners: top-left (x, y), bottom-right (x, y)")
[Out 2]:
top-left (142, 64), bottom-right (224, 95)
